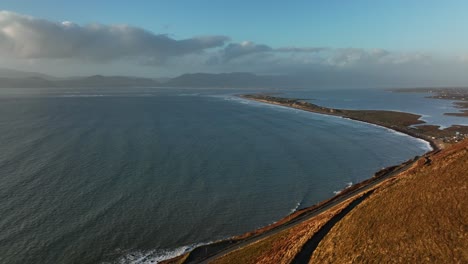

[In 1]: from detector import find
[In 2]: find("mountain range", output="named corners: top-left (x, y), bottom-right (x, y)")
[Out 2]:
top-left (0, 68), bottom-right (336, 89)
top-left (0, 68), bottom-right (288, 88)
top-left (0, 67), bottom-right (432, 89)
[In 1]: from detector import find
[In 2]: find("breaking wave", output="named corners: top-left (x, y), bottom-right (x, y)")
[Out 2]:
top-left (290, 201), bottom-right (302, 214)
top-left (333, 181), bottom-right (353, 195)
top-left (112, 242), bottom-right (212, 264)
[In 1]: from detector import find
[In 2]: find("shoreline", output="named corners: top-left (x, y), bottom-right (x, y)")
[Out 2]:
top-left (163, 152), bottom-right (431, 264)
top-left (338, 116), bottom-right (436, 150)
top-left (161, 93), bottom-right (451, 263)
top-left (390, 87), bottom-right (468, 117)
top-left (239, 94), bottom-right (439, 151)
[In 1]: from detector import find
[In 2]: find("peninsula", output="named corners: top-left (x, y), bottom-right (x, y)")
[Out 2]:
top-left (241, 94), bottom-right (468, 149)
top-left (391, 87), bottom-right (468, 117)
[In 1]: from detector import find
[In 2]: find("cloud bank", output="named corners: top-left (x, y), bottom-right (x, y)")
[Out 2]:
top-left (1, 10), bottom-right (468, 86)
top-left (0, 11), bottom-right (228, 62)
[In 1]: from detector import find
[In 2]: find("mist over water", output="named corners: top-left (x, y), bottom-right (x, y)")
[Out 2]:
top-left (0, 88), bottom-right (432, 263)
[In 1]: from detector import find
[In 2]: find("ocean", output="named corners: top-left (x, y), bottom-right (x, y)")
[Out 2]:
top-left (0, 87), bottom-right (450, 263)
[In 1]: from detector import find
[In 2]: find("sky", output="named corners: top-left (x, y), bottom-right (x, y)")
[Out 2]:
top-left (1, 1), bottom-right (468, 85)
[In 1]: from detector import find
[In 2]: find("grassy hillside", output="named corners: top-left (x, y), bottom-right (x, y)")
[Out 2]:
top-left (310, 140), bottom-right (468, 263)
top-left (210, 196), bottom-right (361, 264)
top-left (165, 140), bottom-right (467, 264)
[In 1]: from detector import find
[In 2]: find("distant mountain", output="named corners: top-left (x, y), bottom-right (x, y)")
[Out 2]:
top-left (0, 70), bottom-right (379, 89)
top-left (58, 75), bottom-right (160, 87)
top-left (0, 71), bottom-right (329, 89)
top-left (0, 68), bottom-right (55, 79)
top-left (0, 72), bottom-right (310, 89)
top-left (154, 77), bottom-right (171, 83)
top-left (0, 75), bottom-right (160, 88)
top-left (163, 72), bottom-right (363, 89)
top-left (165, 72), bottom-right (282, 88)
top-left (0, 69), bottom-right (435, 89)
top-left (0, 77), bottom-right (54, 88)
top-left (0, 72), bottom-right (291, 88)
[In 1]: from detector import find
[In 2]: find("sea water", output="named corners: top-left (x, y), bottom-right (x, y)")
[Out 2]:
top-left (0, 87), bottom-right (434, 263)
top-left (278, 88), bottom-right (467, 128)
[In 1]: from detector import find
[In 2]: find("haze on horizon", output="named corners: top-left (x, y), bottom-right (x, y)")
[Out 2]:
top-left (1, 1), bottom-right (468, 87)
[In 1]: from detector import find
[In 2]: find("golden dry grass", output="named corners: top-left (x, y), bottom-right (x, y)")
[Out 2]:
top-left (310, 140), bottom-right (468, 263)
top-left (165, 140), bottom-right (467, 264)
top-left (210, 195), bottom-right (364, 264)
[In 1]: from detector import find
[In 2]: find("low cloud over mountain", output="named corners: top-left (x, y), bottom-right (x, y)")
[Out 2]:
top-left (1, 10), bottom-right (468, 86)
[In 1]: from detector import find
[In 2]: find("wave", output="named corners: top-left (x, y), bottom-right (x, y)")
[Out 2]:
top-left (56, 93), bottom-right (158, 98)
top-left (205, 94), bottom-right (256, 105)
top-left (333, 181), bottom-right (353, 195)
top-left (134, 94), bottom-right (156, 97)
top-left (177, 93), bottom-right (201, 97)
top-left (224, 94), bottom-right (434, 153)
top-left (112, 241), bottom-right (213, 264)
top-left (58, 94), bottom-right (107, 97)
top-left (340, 116), bottom-right (433, 152)
top-left (213, 94), bottom-right (311, 110)
top-left (289, 201), bottom-right (302, 214)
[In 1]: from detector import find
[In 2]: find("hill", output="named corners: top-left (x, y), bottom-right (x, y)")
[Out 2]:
top-left (0, 68), bottom-right (55, 79)
top-left (310, 139), bottom-right (468, 263)
top-left (0, 71), bottom-right (273, 88)
top-left (164, 72), bottom-right (279, 88)
top-left (0, 77), bottom-right (55, 88)
top-left (167, 139), bottom-right (467, 263)
top-left (0, 75), bottom-right (160, 88)
top-left (0, 70), bottom-right (397, 89)
top-left (58, 75), bottom-right (160, 87)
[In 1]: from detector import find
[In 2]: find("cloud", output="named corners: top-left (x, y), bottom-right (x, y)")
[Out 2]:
top-left (2, 10), bottom-right (468, 86)
top-left (198, 43), bottom-right (453, 85)
top-left (275, 47), bottom-right (327, 53)
top-left (302, 48), bottom-right (432, 67)
top-left (220, 41), bottom-right (273, 62)
top-left (0, 11), bottom-right (229, 63)
top-left (218, 43), bottom-right (327, 62)
top-left (210, 42), bottom-right (432, 72)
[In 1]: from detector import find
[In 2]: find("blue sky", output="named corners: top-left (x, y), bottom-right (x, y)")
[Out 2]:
top-left (2, 0), bottom-right (467, 52)
top-left (1, 1), bottom-right (468, 84)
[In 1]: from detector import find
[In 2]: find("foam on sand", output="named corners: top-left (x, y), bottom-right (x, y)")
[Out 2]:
top-left (290, 201), bottom-right (302, 214)
top-left (333, 182), bottom-right (353, 195)
top-left (113, 241), bottom-right (212, 264)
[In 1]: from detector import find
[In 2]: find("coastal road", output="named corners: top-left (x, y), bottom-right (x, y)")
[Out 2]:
top-left (195, 158), bottom-right (419, 264)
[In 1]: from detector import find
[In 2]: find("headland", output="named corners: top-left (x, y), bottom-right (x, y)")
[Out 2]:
top-left (390, 87), bottom-right (468, 117)
top-left (241, 93), bottom-right (468, 149)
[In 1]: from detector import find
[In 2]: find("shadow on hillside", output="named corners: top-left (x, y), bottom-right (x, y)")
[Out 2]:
top-left (291, 190), bottom-right (374, 264)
